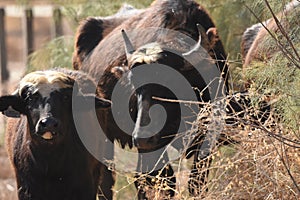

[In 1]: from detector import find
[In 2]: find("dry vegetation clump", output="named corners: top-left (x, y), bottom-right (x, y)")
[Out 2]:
top-left (202, 110), bottom-right (300, 199)
top-left (112, 91), bottom-right (300, 199)
top-left (177, 90), bottom-right (298, 199)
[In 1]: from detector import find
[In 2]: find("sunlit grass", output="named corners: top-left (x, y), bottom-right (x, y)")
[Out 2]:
top-left (27, 36), bottom-right (74, 72)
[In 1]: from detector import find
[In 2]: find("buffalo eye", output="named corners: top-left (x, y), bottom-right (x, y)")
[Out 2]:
top-left (21, 86), bottom-right (40, 103)
top-left (20, 86), bottom-right (31, 99)
top-left (63, 94), bottom-right (70, 102)
top-left (59, 89), bottom-right (72, 103)
top-left (25, 92), bottom-right (40, 103)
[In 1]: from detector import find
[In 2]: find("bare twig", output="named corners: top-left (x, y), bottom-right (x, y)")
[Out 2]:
top-left (269, 135), bottom-right (300, 195)
top-left (152, 96), bottom-right (207, 105)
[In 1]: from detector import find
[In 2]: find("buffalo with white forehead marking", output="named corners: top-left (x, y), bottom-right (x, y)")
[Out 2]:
top-left (0, 68), bottom-right (113, 200)
top-left (19, 70), bottom-right (74, 98)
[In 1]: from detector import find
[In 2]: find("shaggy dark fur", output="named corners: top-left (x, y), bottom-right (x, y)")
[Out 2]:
top-left (1, 68), bottom-right (114, 200)
top-left (73, 0), bottom-right (230, 198)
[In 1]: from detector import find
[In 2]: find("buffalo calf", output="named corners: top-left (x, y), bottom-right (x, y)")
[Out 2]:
top-left (0, 68), bottom-right (113, 200)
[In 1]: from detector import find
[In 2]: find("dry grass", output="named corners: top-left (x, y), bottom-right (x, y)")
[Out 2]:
top-left (111, 90), bottom-right (300, 199)
top-left (204, 117), bottom-right (300, 199)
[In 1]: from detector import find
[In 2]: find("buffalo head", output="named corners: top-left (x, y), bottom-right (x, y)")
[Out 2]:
top-left (116, 24), bottom-right (221, 151)
top-left (0, 70), bottom-right (111, 147)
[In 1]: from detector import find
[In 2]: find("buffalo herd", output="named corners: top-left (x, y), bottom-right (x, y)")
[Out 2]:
top-left (0, 0), bottom-right (297, 199)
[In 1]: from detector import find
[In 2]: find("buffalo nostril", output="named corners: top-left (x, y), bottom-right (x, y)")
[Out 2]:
top-left (39, 117), bottom-right (59, 129)
top-left (133, 137), bottom-right (150, 149)
top-left (133, 137), bottom-right (138, 147)
top-left (133, 135), bottom-right (141, 147)
top-left (40, 118), bottom-right (47, 127)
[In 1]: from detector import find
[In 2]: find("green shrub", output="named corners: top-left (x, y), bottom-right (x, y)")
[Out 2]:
top-left (244, 3), bottom-right (300, 131)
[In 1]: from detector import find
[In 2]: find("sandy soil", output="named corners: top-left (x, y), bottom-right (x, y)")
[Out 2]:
top-left (0, 145), bottom-right (16, 200)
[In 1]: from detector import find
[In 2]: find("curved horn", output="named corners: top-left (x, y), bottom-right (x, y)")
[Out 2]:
top-left (182, 24), bottom-right (206, 57)
top-left (180, 24), bottom-right (209, 71)
top-left (121, 29), bottom-right (135, 59)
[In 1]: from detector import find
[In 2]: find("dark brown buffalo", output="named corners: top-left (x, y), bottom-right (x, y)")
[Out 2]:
top-left (0, 68), bottom-right (113, 200)
top-left (73, 0), bottom-right (229, 198)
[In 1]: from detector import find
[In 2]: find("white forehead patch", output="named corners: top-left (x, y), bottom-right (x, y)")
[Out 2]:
top-left (19, 70), bottom-right (74, 98)
top-left (130, 42), bottom-right (163, 65)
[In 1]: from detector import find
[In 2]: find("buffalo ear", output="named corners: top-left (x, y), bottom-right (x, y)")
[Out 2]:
top-left (0, 95), bottom-right (27, 118)
top-left (206, 27), bottom-right (219, 49)
top-left (111, 66), bottom-right (128, 79)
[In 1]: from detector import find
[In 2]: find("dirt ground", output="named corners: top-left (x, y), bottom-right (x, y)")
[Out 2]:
top-left (0, 145), bottom-right (16, 200)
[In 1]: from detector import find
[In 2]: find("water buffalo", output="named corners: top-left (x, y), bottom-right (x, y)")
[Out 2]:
top-left (73, 0), bottom-right (229, 198)
top-left (0, 68), bottom-right (113, 200)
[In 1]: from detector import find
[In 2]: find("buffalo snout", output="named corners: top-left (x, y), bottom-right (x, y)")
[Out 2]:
top-left (36, 117), bottom-right (60, 138)
top-left (133, 133), bottom-right (160, 151)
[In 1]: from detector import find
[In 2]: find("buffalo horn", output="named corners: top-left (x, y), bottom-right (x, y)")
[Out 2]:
top-left (182, 23), bottom-right (206, 58)
top-left (121, 29), bottom-right (135, 59)
top-left (180, 24), bottom-right (207, 71)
